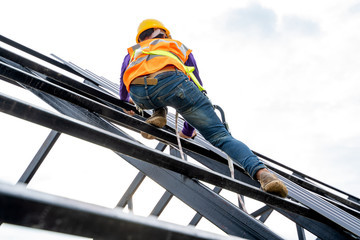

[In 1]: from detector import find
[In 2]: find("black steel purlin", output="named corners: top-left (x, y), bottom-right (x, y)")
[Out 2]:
top-left (0, 92), bottom-right (312, 218)
top-left (1, 35), bottom-right (360, 240)
top-left (0, 182), bottom-right (242, 240)
top-left (0, 60), bottom-right (228, 165)
top-left (0, 93), bottom-right (287, 240)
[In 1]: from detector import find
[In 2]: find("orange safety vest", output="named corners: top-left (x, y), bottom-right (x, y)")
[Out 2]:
top-left (123, 38), bottom-right (192, 91)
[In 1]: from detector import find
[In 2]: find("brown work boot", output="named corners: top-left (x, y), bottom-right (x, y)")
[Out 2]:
top-left (258, 170), bottom-right (288, 198)
top-left (141, 107), bottom-right (167, 139)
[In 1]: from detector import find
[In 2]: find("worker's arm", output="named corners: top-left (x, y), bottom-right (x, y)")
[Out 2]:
top-left (120, 54), bottom-right (135, 115)
top-left (119, 54), bottom-right (132, 102)
top-left (185, 53), bottom-right (203, 86)
top-left (180, 53), bottom-right (203, 138)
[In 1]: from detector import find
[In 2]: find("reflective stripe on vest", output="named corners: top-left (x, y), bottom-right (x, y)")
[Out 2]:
top-left (124, 38), bottom-right (204, 92)
top-left (142, 49), bottom-right (205, 93)
top-left (130, 39), bottom-right (189, 60)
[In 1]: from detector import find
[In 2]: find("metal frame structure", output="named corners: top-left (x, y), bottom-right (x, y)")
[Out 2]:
top-left (1, 35), bottom-right (359, 240)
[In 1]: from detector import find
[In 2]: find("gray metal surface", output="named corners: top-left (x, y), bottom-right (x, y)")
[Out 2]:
top-left (277, 174), bottom-right (360, 236)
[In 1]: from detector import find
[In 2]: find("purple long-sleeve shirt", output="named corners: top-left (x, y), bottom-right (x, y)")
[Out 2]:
top-left (119, 52), bottom-right (203, 137)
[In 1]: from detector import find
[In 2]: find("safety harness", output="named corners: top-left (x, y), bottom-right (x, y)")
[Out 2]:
top-left (141, 50), bottom-right (206, 93)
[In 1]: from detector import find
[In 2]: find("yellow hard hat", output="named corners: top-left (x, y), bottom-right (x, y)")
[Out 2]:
top-left (136, 19), bottom-right (171, 43)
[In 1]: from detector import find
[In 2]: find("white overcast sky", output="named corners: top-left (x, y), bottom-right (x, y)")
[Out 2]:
top-left (1, 0), bottom-right (360, 239)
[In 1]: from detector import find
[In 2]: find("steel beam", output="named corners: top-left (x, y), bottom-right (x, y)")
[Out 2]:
top-left (114, 152), bottom-right (284, 239)
top-left (18, 130), bottom-right (61, 184)
top-left (0, 35), bottom-right (81, 78)
top-left (150, 146), bottom-right (184, 217)
top-left (0, 60), bottom-right (230, 167)
top-left (2, 42), bottom-right (359, 239)
top-left (2, 59), bottom-right (354, 236)
top-left (2, 92), bottom-right (351, 239)
top-left (269, 166), bottom-right (360, 213)
top-left (189, 186), bottom-right (222, 226)
top-left (259, 209), bottom-right (273, 223)
top-left (0, 92), bottom-right (317, 219)
top-left (254, 150), bottom-right (360, 205)
top-left (150, 191), bottom-right (173, 217)
top-left (0, 46), bottom-right (138, 114)
top-left (275, 209), bottom-right (355, 240)
top-left (116, 172), bottom-right (146, 208)
top-left (0, 182), bottom-right (244, 240)
top-left (296, 225), bottom-right (306, 240)
top-left (0, 93), bottom-right (288, 239)
top-left (117, 143), bottom-right (167, 209)
top-left (54, 51), bottom-right (360, 218)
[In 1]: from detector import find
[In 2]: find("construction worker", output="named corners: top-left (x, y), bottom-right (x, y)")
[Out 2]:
top-left (119, 19), bottom-right (288, 198)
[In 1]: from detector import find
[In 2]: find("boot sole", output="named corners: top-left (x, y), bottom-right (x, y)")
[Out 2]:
top-left (263, 180), bottom-right (288, 198)
top-left (146, 116), bottom-right (167, 128)
top-left (141, 116), bottom-right (167, 140)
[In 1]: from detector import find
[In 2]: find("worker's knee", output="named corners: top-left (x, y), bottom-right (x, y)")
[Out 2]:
top-left (207, 131), bottom-right (232, 148)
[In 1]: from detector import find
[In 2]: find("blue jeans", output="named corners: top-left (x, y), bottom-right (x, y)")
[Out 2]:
top-left (130, 70), bottom-right (265, 178)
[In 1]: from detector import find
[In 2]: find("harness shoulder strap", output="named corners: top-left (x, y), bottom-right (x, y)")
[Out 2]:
top-left (142, 50), bottom-right (206, 93)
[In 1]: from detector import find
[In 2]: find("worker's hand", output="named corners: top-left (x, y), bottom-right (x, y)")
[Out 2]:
top-left (122, 97), bottom-right (136, 115)
top-left (123, 109), bottom-right (135, 116)
top-left (179, 130), bottom-right (197, 139)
